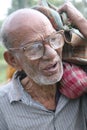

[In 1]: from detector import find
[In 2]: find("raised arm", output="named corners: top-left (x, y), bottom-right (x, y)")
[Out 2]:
top-left (58, 2), bottom-right (87, 38)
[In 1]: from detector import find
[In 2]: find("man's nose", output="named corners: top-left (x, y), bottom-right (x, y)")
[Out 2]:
top-left (42, 44), bottom-right (58, 60)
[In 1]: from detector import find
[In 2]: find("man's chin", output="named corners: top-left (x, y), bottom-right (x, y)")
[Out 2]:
top-left (33, 73), bottom-right (63, 85)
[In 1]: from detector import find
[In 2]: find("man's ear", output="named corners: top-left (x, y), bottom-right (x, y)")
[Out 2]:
top-left (4, 51), bottom-right (21, 70)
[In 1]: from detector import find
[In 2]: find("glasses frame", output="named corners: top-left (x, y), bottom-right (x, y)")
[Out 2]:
top-left (8, 30), bottom-right (64, 50)
top-left (8, 30), bottom-right (65, 60)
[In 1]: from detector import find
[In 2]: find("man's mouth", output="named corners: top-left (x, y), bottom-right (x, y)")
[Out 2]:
top-left (42, 62), bottom-right (59, 75)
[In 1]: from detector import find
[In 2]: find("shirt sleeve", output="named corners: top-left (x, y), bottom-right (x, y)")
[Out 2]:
top-left (0, 108), bottom-right (8, 130)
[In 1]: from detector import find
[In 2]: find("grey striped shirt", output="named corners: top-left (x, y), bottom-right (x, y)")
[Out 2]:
top-left (0, 74), bottom-right (87, 130)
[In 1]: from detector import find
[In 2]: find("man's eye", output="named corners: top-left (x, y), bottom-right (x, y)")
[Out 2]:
top-left (50, 38), bottom-right (56, 43)
top-left (32, 43), bottom-right (43, 49)
top-left (26, 43), bottom-right (43, 51)
top-left (37, 44), bottom-right (43, 49)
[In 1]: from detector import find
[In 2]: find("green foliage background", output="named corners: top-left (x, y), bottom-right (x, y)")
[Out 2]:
top-left (0, 46), bottom-right (7, 84)
top-left (7, 0), bottom-right (87, 18)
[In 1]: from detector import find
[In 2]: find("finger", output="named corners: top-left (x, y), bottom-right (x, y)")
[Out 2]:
top-left (57, 5), bottom-right (66, 14)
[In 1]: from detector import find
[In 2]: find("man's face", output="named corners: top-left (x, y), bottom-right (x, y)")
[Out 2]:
top-left (17, 32), bottom-right (64, 85)
top-left (10, 9), bottom-right (64, 85)
top-left (18, 44), bottom-right (64, 86)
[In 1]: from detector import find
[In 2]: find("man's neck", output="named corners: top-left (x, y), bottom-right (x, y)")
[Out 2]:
top-left (21, 77), bottom-right (57, 110)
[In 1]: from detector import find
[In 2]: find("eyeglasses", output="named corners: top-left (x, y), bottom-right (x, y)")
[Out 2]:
top-left (8, 30), bottom-right (64, 60)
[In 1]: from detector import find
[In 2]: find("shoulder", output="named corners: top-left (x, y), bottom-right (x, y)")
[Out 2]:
top-left (81, 94), bottom-right (87, 118)
top-left (82, 94), bottom-right (87, 102)
top-left (0, 81), bottom-right (12, 97)
top-left (0, 81), bottom-right (13, 111)
top-left (82, 94), bottom-right (87, 106)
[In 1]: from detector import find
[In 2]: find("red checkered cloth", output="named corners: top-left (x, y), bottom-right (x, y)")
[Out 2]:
top-left (59, 62), bottom-right (87, 99)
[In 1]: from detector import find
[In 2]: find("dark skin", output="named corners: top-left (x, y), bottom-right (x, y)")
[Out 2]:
top-left (58, 2), bottom-right (87, 38)
top-left (21, 76), bottom-right (57, 110)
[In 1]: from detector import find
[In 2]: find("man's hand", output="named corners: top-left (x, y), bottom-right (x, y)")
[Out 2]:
top-left (58, 2), bottom-right (87, 38)
top-left (58, 2), bottom-right (84, 25)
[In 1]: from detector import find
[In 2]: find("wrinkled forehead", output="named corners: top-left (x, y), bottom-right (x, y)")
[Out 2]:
top-left (2, 9), bottom-right (55, 43)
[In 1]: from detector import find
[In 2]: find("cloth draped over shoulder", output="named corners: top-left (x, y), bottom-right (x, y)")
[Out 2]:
top-left (33, 0), bottom-right (87, 65)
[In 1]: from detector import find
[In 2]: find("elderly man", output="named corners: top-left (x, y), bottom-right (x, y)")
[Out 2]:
top-left (0, 3), bottom-right (87, 130)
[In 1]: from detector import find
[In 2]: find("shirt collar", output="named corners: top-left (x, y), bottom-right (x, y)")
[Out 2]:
top-left (8, 73), bottom-right (48, 110)
top-left (8, 72), bottom-right (31, 104)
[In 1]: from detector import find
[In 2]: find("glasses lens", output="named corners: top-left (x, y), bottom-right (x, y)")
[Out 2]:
top-left (24, 42), bottom-right (44, 60)
top-left (50, 33), bottom-right (64, 49)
